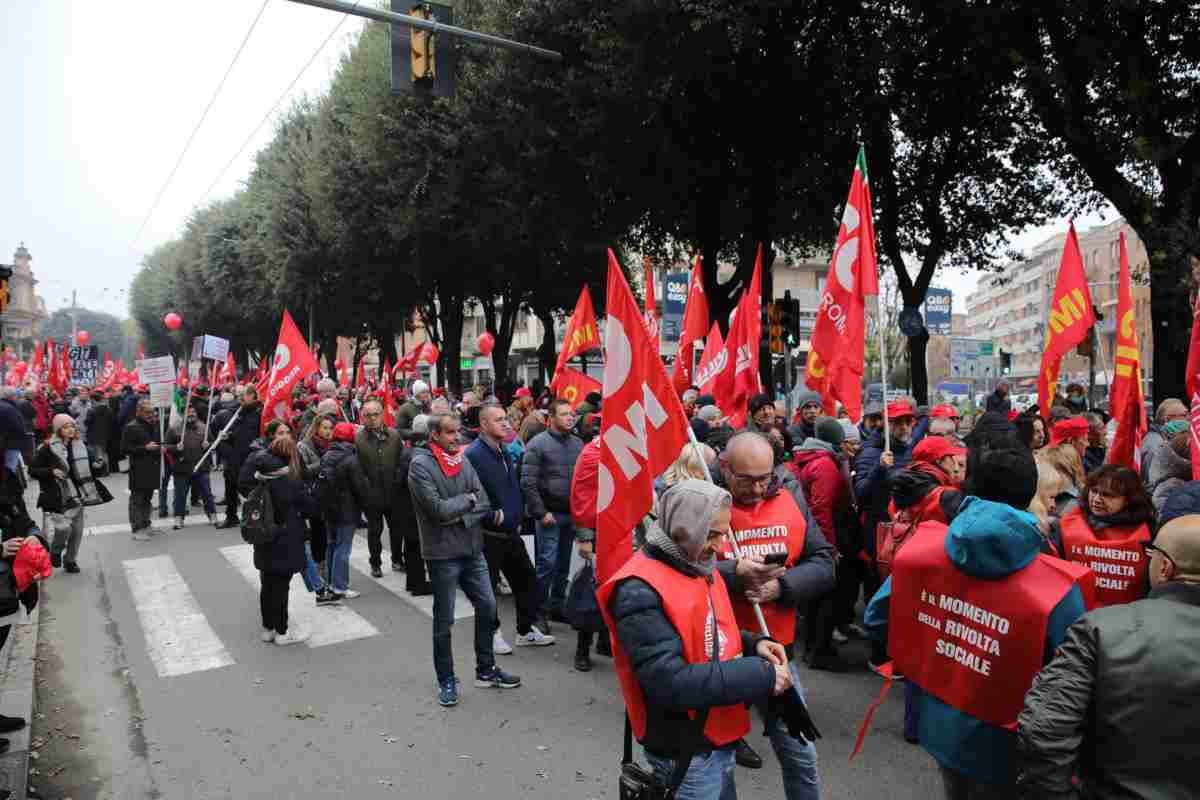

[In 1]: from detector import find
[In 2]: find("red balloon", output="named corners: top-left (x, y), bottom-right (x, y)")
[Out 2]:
top-left (163, 312), bottom-right (183, 331)
top-left (421, 342), bottom-right (439, 364)
top-left (477, 331), bottom-right (495, 356)
top-left (76, 330), bottom-right (90, 346)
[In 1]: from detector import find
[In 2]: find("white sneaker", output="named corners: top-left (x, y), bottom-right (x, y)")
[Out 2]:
top-left (131, 532), bottom-right (150, 542)
top-left (341, 589), bottom-right (361, 599)
top-left (261, 629), bottom-right (276, 643)
top-left (515, 626), bottom-right (556, 647)
top-left (274, 628), bottom-right (310, 646)
top-left (832, 628), bottom-right (849, 644)
top-left (497, 575), bottom-right (513, 596)
top-left (493, 630), bottom-right (514, 655)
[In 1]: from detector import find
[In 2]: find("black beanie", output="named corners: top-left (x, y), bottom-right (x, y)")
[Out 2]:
top-left (749, 393), bottom-right (775, 415)
top-left (815, 416), bottom-right (845, 448)
top-left (966, 447), bottom-right (1038, 510)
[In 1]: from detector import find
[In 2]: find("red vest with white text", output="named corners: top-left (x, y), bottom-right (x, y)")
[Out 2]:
top-left (1058, 508), bottom-right (1150, 608)
top-left (718, 490), bottom-right (809, 644)
top-left (888, 528), bottom-right (1087, 729)
top-left (597, 552), bottom-right (750, 748)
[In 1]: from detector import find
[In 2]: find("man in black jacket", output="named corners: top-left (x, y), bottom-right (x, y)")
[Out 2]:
top-left (121, 400), bottom-right (162, 541)
top-left (466, 405), bottom-right (552, 654)
top-left (355, 399), bottom-right (404, 578)
top-left (1018, 513), bottom-right (1200, 799)
top-left (164, 405), bottom-right (217, 528)
top-left (212, 388), bottom-right (262, 529)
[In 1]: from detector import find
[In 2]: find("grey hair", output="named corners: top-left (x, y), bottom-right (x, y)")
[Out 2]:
top-left (412, 414), bottom-right (431, 435)
top-left (317, 378), bottom-right (337, 394)
top-left (427, 411), bottom-right (459, 435)
top-left (682, 388), bottom-right (699, 404)
top-left (698, 405), bottom-right (721, 422)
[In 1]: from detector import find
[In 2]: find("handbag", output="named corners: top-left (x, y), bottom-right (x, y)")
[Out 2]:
top-left (565, 560), bottom-right (605, 632)
top-left (618, 614), bottom-right (716, 800)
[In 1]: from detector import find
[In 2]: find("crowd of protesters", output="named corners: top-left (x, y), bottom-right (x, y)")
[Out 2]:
top-left (3, 366), bottom-right (1198, 799)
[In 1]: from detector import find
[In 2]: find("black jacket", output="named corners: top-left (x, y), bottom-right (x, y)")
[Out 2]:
top-left (164, 420), bottom-right (210, 476)
top-left (520, 428), bottom-right (583, 516)
top-left (1017, 582), bottom-right (1200, 800)
top-left (607, 544), bottom-right (775, 759)
top-left (985, 390), bottom-right (1012, 413)
top-left (121, 417), bottom-right (162, 492)
top-left (0, 400), bottom-right (27, 458)
top-left (318, 442), bottom-right (369, 525)
top-left (213, 402), bottom-right (262, 467)
top-left (238, 452), bottom-right (312, 575)
top-left (83, 402), bottom-right (115, 449)
top-left (465, 436), bottom-right (523, 537)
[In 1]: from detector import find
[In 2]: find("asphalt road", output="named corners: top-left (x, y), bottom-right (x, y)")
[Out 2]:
top-left (29, 474), bottom-right (939, 800)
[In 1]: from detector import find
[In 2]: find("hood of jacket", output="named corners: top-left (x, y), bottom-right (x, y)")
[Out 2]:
top-left (943, 495), bottom-right (1043, 579)
top-left (796, 437), bottom-right (835, 456)
top-left (890, 466), bottom-right (944, 510)
top-left (1149, 437), bottom-right (1191, 488)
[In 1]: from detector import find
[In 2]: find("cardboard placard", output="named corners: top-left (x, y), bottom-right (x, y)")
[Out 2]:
top-left (68, 345), bottom-right (100, 386)
top-left (192, 335), bottom-right (230, 363)
top-left (149, 381), bottom-right (175, 409)
top-left (138, 355), bottom-right (176, 385)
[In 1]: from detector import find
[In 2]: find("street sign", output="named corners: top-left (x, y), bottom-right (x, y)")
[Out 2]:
top-left (950, 338), bottom-right (998, 378)
top-left (68, 346), bottom-right (99, 386)
top-left (138, 355), bottom-right (176, 385)
top-left (923, 288), bottom-right (952, 336)
top-left (661, 272), bottom-right (688, 343)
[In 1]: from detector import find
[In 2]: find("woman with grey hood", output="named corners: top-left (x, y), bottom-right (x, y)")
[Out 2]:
top-left (598, 479), bottom-right (792, 800)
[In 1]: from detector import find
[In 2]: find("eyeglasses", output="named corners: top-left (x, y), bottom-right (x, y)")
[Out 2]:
top-left (1141, 541), bottom-right (1177, 571)
top-left (731, 471), bottom-right (773, 488)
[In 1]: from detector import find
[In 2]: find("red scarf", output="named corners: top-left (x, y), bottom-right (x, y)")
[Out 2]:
top-left (430, 442), bottom-right (463, 477)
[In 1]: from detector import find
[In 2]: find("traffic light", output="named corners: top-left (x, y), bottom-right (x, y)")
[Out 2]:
top-left (410, 5), bottom-right (434, 82)
top-left (768, 301), bottom-right (784, 354)
top-left (1000, 349), bottom-right (1012, 375)
top-left (781, 290), bottom-right (801, 345)
top-left (390, 1), bottom-right (457, 97)
top-left (0, 263), bottom-right (10, 315)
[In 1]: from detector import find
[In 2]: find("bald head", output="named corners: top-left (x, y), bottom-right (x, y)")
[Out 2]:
top-left (720, 432), bottom-right (775, 505)
top-left (1152, 515), bottom-right (1200, 585)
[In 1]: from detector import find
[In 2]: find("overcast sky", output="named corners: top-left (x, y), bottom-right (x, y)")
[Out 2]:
top-left (2, 2), bottom-right (1109, 321)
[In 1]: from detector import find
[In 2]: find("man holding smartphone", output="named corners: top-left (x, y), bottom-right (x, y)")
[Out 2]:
top-left (716, 431), bottom-right (836, 800)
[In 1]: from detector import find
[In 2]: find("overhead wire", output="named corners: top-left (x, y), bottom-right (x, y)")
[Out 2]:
top-left (129, 0), bottom-right (273, 247)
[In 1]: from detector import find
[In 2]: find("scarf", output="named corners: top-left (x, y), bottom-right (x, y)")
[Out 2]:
top-left (645, 524), bottom-right (713, 579)
top-left (429, 442), bottom-right (463, 478)
top-left (49, 438), bottom-right (96, 505)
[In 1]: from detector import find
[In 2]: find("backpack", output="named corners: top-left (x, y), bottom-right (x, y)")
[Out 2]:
top-left (241, 481), bottom-right (282, 545)
top-left (310, 465), bottom-right (339, 513)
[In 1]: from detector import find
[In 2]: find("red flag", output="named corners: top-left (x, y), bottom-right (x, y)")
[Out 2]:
top-left (1186, 292), bottom-right (1200, 480)
top-left (643, 256), bottom-right (660, 344)
top-left (1038, 223), bottom-right (1097, 420)
top-left (806, 147), bottom-right (879, 423)
top-left (31, 342), bottom-right (44, 379)
top-left (137, 343), bottom-right (145, 363)
top-left (378, 359), bottom-right (397, 426)
top-left (55, 343), bottom-right (71, 392)
top-left (1107, 233), bottom-right (1147, 472)
top-left (596, 249), bottom-right (690, 584)
top-left (335, 357), bottom-right (351, 387)
top-left (671, 256), bottom-right (709, 395)
top-left (554, 368), bottom-right (602, 411)
top-left (693, 322), bottom-right (727, 397)
top-left (261, 311), bottom-right (321, 433)
top-left (222, 352), bottom-right (237, 385)
top-left (550, 287), bottom-right (601, 394)
top-left (98, 353), bottom-right (115, 390)
top-left (714, 247), bottom-right (763, 428)
top-left (355, 356), bottom-right (367, 390)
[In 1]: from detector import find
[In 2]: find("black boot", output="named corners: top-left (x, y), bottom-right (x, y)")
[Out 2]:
top-left (735, 738), bottom-right (763, 769)
top-left (574, 631), bottom-right (592, 672)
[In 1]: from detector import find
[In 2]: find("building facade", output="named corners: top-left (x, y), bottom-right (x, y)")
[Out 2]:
top-left (962, 219), bottom-right (1152, 398)
top-left (0, 243), bottom-right (49, 344)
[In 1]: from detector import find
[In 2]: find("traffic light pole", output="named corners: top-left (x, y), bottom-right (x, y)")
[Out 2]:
top-left (282, 0), bottom-right (563, 60)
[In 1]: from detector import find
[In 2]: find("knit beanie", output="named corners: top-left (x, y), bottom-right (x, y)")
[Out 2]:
top-left (795, 389), bottom-right (822, 410)
top-left (815, 416), bottom-right (845, 448)
top-left (839, 419), bottom-right (861, 442)
top-left (52, 414), bottom-right (75, 435)
top-left (966, 447), bottom-right (1038, 510)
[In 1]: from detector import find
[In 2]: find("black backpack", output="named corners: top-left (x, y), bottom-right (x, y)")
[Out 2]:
top-left (241, 481), bottom-right (282, 545)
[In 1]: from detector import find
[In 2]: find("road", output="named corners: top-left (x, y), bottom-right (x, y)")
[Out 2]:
top-left (29, 474), bottom-right (938, 800)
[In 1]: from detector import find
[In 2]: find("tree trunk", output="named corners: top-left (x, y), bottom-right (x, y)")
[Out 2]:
top-left (481, 286), bottom-right (522, 387)
top-left (436, 282), bottom-right (465, 395)
top-left (1148, 239), bottom-right (1195, 406)
top-left (535, 306), bottom-right (557, 390)
top-left (907, 329), bottom-right (931, 406)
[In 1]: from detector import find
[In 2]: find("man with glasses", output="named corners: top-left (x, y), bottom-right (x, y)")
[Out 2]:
top-left (520, 399), bottom-right (584, 635)
top-left (1141, 398), bottom-right (1187, 478)
top-left (715, 431), bottom-right (834, 794)
top-left (1019, 514), bottom-right (1200, 799)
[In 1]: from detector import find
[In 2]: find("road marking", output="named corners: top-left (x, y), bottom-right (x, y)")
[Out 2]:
top-left (350, 535), bottom-right (473, 620)
top-left (122, 555), bottom-right (235, 678)
top-left (86, 519), bottom-right (178, 537)
top-left (219, 544), bottom-right (379, 648)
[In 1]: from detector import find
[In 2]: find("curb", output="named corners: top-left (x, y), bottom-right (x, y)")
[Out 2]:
top-left (0, 606), bottom-right (39, 800)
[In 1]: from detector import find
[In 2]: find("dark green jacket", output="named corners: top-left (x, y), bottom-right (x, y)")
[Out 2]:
top-left (394, 400), bottom-right (429, 441)
top-left (355, 427), bottom-right (403, 510)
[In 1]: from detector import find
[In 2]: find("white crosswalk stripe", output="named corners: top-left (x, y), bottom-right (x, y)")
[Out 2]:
top-left (86, 519), bottom-right (176, 537)
top-left (219, 544), bottom-right (379, 648)
top-left (122, 555), bottom-right (236, 677)
top-left (349, 535), bottom-right (473, 620)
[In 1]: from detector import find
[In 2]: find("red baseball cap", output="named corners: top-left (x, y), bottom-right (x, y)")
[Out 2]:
top-left (332, 422), bottom-right (357, 442)
top-left (931, 404), bottom-right (961, 419)
top-left (1050, 417), bottom-right (1089, 445)
top-left (514, 387), bottom-right (532, 398)
top-left (913, 437), bottom-right (967, 464)
top-left (886, 401), bottom-right (916, 420)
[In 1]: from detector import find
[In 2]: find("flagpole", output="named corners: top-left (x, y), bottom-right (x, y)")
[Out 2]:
top-left (876, 294), bottom-right (891, 452)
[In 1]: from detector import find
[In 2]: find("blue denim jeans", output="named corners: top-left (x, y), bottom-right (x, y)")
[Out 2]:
top-left (300, 541), bottom-right (325, 593)
top-left (644, 747), bottom-right (737, 800)
top-left (172, 471), bottom-right (216, 517)
top-left (766, 681), bottom-right (821, 800)
top-left (428, 554), bottom-right (497, 684)
top-left (327, 523), bottom-right (355, 593)
top-left (534, 512), bottom-right (575, 616)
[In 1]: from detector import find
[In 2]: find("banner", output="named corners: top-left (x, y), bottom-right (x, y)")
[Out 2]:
top-left (923, 288), bottom-right (952, 336)
top-left (68, 345), bottom-right (100, 386)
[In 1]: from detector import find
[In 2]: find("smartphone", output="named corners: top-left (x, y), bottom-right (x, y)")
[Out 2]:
top-left (763, 551), bottom-right (788, 566)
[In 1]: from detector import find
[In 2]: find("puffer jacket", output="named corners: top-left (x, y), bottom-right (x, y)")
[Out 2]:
top-left (318, 441), bottom-right (368, 526)
top-left (1148, 436), bottom-right (1191, 514)
top-left (407, 443), bottom-right (493, 561)
top-left (1017, 582), bottom-right (1200, 799)
top-left (865, 497), bottom-right (1087, 787)
top-left (570, 438), bottom-right (602, 540)
top-left (789, 439), bottom-right (849, 550)
top-left (606, 543), bottom-right (775, 759)
top-left (853, 419), bottom-right (929, 556)
top-left (1159, 479), bottom-right (1200, 525)
top-left (1139, 424), bottom-right (1164, 481)
top-left (519, 428), bottom-right (583, 516)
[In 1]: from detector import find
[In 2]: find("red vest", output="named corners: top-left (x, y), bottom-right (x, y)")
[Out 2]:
top-left (597, 553), bottom-right (750, 747)
top-left (888, 528), bottom-right (1087, 729)
top-left (719, 491), bottom-right (809, 644)
top-left (1058, 508), bottom-right (1150, 608)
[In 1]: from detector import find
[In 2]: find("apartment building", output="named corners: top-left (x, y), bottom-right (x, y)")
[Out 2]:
top-left (963, 219), bottom-right (1153, 393)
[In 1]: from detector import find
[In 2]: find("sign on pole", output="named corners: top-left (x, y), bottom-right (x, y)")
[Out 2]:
top-left (191, 335), bottom-right (230, 363)
top-left (68, 345), bottom-right (100, 386)
top-left (950, 338), bottom-right (998, 378)
top-left (149, 381), bottom-right (175, 409)
top-left (923, 288), bottom-right (953, 336)
top-left (661, 272), bottom-right (689, 344)
top-left (138, 355), bottom-right (176, 385)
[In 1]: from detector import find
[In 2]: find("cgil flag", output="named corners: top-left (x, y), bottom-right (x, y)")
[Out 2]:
top-left (261, 311), bottom-right (321, 433)
top-left (1107, 233), bottom-right (1147, 472)
top-left (694, 322), bottom-right (727, 397)
top-left (806, 146), bottom-right (879, 423)
top-left (671, 256), bottom-right (709, 396)
top-left (550, 286), bottom-right (601, 395)
top-left (714, 246), bottom-right (763, 428)
top-left (1038, 223), bottom-right (1097, 420)
top-left (1187, 292), bottom-right (1200, 480)
top-left (596, 249), bottom-right (690, 584)
top-left (555, 367), bottom-right (602, 411)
